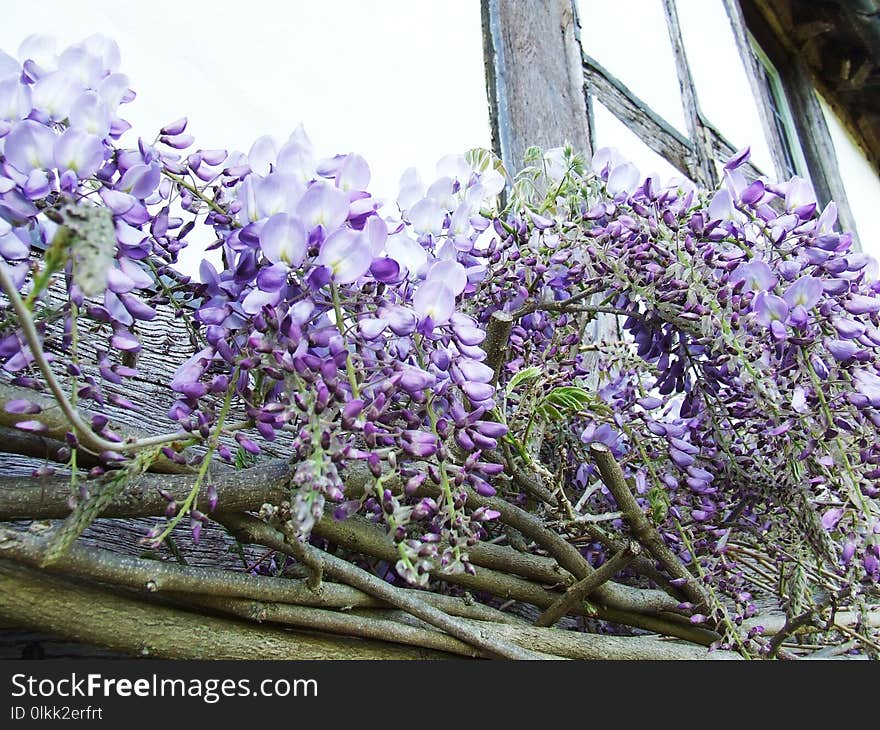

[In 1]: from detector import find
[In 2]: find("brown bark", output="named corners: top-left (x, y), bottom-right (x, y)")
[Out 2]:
top-left (0, 560), bottom-right (449, 660)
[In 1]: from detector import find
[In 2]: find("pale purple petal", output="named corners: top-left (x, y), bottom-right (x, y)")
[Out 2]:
top-left (708, 189), bottom-right (739, 222)
top-left (364, 215), bottom-right (387, 254)
top-left (4, 119), bottom-right (55, 173)
top-left (118, 257), bottom-right (154, 289)
top-left (413, 279), bottom-right (455, 326)
top-left (853, 369), bottom-right (880, 407)
top-left (106, 266), bottom-right (135, 293)
top-left (0, 77), bottom-right (32, 121)
top-left (242, 288), bottom-right (281, 314)
top-left (457, 359), bottom-right (494, 384)
top-left (317, 228), bottom-right (371, 284)
top-left (385, 232), bottom-right (427, 277)
top-left (730, 259), bottom-right (775, 292)
top-left (14, 419), bottom-right (46, 432)
top-left (110, 330), bottom-right (141, 352)
top-left (275, 125), bottom-right (316, 182)
top-left (248, 135), bottom-right (277, 177)
top-left (606, 163), bottom-right (639, 196)
top-left (461, 381), bottom-right (495, 402)
top-left (821, 507), bottom-right (844, 531)
top-left (256, 262), bottom-right (289, 292)
top-left (260, 212), bottom-right (306, 267)
top-left (119, 163), bottom-right (160, 199)
top-left (844, 294), bottom-right (880, 316)
top-left (826, 338), bottom-right (859, 361)
top-left (785, 176), bottom-right (816, 212)
top-left (53, 128), bottom-right (104, 178)
top-left (253, 172), bottom-right (304, 220)
top-left (336, 153), bottom-right (370, 191)
top-left (170, 347), bottom-right (212, 392)
top-left (407, 197), bottom-right (445, 236)
top-left (832, 316), bottom-right (865, 340)
top-left (358, 317), bottom-right (388, 340)
top-left (4, 399), bottom-right (41, 414)
top-left (384, 305), bottom-right (418, 336)
top-left (0, 230), bottom-right (29, 260)
top-left (288, 299), bottom-right (315, 325)
top-left (69, 90), bottom-right (110, 137)
top-left (119, 292), bottom-right (156, 321)
top-left (782, 276), bottom-right (822, 310)
top-left (427, 259), bottom-right (467, 295)
top-left (297, 182), bottom-right (349, 231)
top-left (752, 292), bottom-right (789, 326)
top-left (32, 69), bottom-right (82, 120)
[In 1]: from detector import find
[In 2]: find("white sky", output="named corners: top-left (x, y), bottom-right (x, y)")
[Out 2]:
top-left (2, 0), bottom-right (878, 258)
top-left (0, 0), bottom-right (490, 203)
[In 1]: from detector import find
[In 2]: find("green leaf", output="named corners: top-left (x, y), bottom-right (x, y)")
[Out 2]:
top-left (465, 147), bottom-right (508, 178)
top-left (505, 365), bottom-right (542, 396)
top-left (523, 146), bottom-right (543, 165)
top-left (536, 402), bottom-right (562, 421)
top-left (545, 386), bottom-right (592, 412)
top-left (647, 487), bottom-right (669, 525)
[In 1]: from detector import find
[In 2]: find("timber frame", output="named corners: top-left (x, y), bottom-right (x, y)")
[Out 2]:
top-left (482, 0), bottom-right (880, 247)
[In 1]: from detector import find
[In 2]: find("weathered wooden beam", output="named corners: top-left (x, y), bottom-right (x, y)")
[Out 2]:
top-left (703, 114), bottom-right (766, 181)
top-left (582, 54), bottom-right (694, 179)
top-left (662, 0), bottom-right (719, 188)
top-left (742, 0), bottom-right (863, 243)
top-left (481, 0), bottom-right (592, 172)
top-left (723, 0), bottom-right (796, 181)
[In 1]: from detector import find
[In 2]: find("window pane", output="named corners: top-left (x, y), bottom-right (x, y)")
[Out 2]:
top-left (675, 0), bottom-right (776, 176)
top-left (818, 95), bottom-right (880, 259)
top-left (577, 1), bottom-right (688, 134)
top-left (591, 100), bottom-right (685, 184)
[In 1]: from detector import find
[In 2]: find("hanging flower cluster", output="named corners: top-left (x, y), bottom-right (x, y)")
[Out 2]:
top-left (1, 35), bottom-right (879, 630)
top-left (471, 143), bottom-right (880, 628)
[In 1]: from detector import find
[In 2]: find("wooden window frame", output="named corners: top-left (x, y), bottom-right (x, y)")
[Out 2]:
top-left (482, 0), bottom-right (861, 243)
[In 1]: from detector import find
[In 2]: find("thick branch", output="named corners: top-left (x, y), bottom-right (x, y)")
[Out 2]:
top-left (483, 311), bottom-right (513, 385)
top-left (0, 452), bottom-right (693, 626)
top-left (238, 510), bottom-right (718, 646)
top-left (580, 521), bottom-right (684, 598)
top-left (0, 525), bottom-right (517, 625)
top-left (0, 425), bottom-right (98, 468)
top-left (221, 513), bottom-right (551, 660)
top-left (590, 442), bottom-right (711, 610)
top-left (0, 560), bottom-right (448, 659)
top-left (312, 508), bottom-right (572, 587)
top-left (0, 460), bottom-right (289, 519)
top-left (186, 595), bottom-right (484, 658)
top-left (455, 619), bottom-right (740, 660)
top-left (195, 596), bottom-right (741, 661)
top-left (461, 484), bottom-right (682, 614)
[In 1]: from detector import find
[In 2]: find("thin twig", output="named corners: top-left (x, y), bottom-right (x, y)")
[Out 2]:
top-left (279, 523), bottom-right (324, 591)
top-left (535, 542), bottom-right (640, 627)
